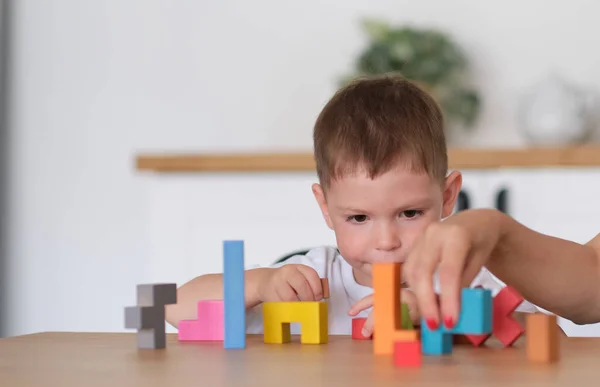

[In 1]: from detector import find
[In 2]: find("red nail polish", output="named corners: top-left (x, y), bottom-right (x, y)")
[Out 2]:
top-left (444, 316), bottom-right (454, 329)
top-left (426, 318), bottom-right (438, 330)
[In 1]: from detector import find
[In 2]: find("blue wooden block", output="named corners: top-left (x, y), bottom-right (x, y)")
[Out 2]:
top-left (422, 326), bottom-right (452, 355)
top-left (223, 240), bottom-right (246, 349)
top-left (452, 288), bottom-right (492, 334)
top-left (421, 288), bottom-right (492, 356)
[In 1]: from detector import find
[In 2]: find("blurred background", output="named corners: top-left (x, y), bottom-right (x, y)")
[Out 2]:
top-left (2, 0), bottom-right (600, 338)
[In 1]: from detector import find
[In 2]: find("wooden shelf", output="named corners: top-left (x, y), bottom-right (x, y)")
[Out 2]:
top-left (135, 145), bottom-right (600, 173)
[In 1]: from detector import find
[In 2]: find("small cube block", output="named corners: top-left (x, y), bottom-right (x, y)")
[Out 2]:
top-left (394, 340), bottom-right (422, 367)
top-left (352, 318), bottom-right (371, 340)
top-left (526, 313), bottom-right (559, 363)
top-left (320, 278), bottom-right (330, 299)
top-left (137, 327), bottom-right (166, 349)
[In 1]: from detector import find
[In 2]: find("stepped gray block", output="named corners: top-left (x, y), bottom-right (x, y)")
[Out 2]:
top-left (137, 283), bottom-right (177, 307)
top-left (124, 282), bottom-right (177, 350)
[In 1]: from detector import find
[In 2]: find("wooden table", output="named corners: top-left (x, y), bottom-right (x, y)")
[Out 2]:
top-left (1, 332), bottom-right (599, 386)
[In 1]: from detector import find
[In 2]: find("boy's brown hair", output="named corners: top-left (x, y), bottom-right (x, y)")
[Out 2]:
top-left (313, 74), bottom-right (448, 191)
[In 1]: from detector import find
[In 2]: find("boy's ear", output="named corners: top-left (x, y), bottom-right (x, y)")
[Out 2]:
top-left (441, 170), bottom-right (463, 218)
top-left (312, 183), bottom-right (334, 229)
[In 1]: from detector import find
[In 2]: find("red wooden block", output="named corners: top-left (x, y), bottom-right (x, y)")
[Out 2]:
top-left (352, 317), bottom-right (372, 340)
top-left (465, 332), bottom-right (491, 347)
top-left (465, 286), bottom-right (525, 347)
top-left (393, 340), bottom-right (421, 367)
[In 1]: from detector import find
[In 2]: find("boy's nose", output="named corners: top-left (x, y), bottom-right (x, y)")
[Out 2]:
top-left (375, 228), bottom-right (401, 252)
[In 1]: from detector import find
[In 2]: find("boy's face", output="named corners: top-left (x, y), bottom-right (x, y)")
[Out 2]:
top-left (312, 163), bottom-right (462, 287)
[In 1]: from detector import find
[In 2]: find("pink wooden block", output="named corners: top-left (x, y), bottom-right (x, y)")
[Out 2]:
top-left (178, 300), bottom-right (224, 341)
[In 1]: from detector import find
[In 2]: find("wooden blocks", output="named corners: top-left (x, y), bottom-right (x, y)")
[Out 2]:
top-left (372, 263), bottom-right (418, 356)
top-left (178, 300), bottom-right (224, 341)
top-left (263, 301), bottom-right (328, 344)
top-left (351, 303), bottom-right (411, 340)
top-left (320, 278), bottom-right (330, 299)
top-left (400, 303), bottom-right (414, 330)
top-left (223, 240), bottom-right (245, 349)
top-left (352, 318), bottom-right (371, 340)
top-left (465, 286), bottom-right (525, 347)
top-left (526, 313), bottom-right (559, 363)
top-left (394, 340), bottom-right (422, 367)
top-left (124, 283), bottom-right (177, 349)
top-left (421, 288), bottom-right (492, 355)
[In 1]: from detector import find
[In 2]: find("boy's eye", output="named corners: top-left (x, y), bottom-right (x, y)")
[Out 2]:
top-left (347, 215), bottom-right (368, 223)
top-left (402, 210), bottom-right (423, 219)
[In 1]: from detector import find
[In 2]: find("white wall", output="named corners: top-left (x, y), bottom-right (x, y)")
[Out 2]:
top-left (6, 0), bottom-right (600, 336)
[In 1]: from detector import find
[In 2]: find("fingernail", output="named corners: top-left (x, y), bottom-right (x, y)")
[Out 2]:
top-left (426, 318), bottom-right (438, 330)
top-left (361, 328), bottom-right (370, 337)
top-left (444, 316), bottom-right (454, 329)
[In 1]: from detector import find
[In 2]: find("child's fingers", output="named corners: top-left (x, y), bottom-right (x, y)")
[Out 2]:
top-left (361, 312), bottom-right (375, 337)
top-left (437, 236), bottom-right (470, 329)
top-left (275, 283), bottom-right (300, 301)
top-left (348, 294), bottom-right (373, 316)
top-left (287, 272), bottom-right (316, 301)
top-left (296, 265), bottom-right (323, 300)
top-left (404, 236), bottom-right (441, 330)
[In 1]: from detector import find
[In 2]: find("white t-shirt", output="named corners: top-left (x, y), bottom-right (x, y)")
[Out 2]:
top-left (245, 246), bottom-right (539, 335)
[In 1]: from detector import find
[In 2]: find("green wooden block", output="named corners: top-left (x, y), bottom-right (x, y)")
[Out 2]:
top-left (401, 303), bottom-right (413, 329)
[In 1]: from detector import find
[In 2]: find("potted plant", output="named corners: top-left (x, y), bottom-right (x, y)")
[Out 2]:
top-left (342, 19), bottom-right (481, 129)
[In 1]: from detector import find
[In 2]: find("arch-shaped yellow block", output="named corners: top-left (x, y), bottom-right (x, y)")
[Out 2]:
top-left (263, 301), bottom-right (328, 344)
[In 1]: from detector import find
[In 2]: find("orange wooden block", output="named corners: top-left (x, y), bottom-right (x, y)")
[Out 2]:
top-left (526, 313), bottom-right (559, 363)
top-left (320, 278), bottom-right (330, 299)
top-left (373, 263), bottom-right (416, 355)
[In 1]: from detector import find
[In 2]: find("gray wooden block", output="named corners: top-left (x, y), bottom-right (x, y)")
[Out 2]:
top-left (124, 282), bottom-right (176, 350)
top-left (137, 328), bottom-right (166, 349)
top-left (136, 283), bottom-right (177, 307)
top-left (124, 306), bottom-right (163, 330)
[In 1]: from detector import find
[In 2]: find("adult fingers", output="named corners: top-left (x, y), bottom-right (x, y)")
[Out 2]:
top-left (404, 231), bottom-right (442, 330)
top-left (437, 230), bottom-right (471, 329)
top-left (296, 265), bottom-right (324, 300)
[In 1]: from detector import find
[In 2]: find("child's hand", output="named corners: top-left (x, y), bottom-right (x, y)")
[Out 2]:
top-left (403, 209), bottom-right (503, 330)
top-left (257, 264), bottom-right (324, 302)
top-left (347, 289), bottom-right (420, 338)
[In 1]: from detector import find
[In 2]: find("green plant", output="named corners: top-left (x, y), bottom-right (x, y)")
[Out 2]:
top-left (342, 19), bottom-right (481, 128)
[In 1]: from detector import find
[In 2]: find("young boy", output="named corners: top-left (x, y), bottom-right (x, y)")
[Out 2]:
top-left (165, 74), bottom-right (538, 337)
top-left (402, 208), bottom-right (600, 330)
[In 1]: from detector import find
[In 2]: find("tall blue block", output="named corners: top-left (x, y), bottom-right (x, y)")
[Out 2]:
top-left (223, 240), bottom-right (245, 349)
top-left (421, 288), bottom-right (492, 356)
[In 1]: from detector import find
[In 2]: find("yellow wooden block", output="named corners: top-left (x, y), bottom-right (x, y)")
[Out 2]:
top-left (263, 301), bottom-right (328, 344)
